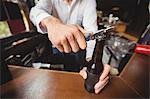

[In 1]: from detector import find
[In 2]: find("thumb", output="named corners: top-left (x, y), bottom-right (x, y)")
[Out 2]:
top-left (77, 25), bottom-right (93, 37)
top-left (77, 25), bottom-right (87, 34)
top-left (79, 67), bottom-right (87, 79)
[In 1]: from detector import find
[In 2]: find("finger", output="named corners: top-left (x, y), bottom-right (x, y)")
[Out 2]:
top-left (56, 44), bottom-right (64, 52)
top-left (61, 37), bottom-right (71, 53)
top-left (95, 81), bottom-right (109, 94)
top-left (73, 30), bottom-right (87, 50)
top-left (79, 67), bottom-right (87, 79)
top-left (66, 34), bottom-right (80, 53)
top-left (94, 76), bottom-right (109, 90)
top-left (100, 64), bottom-right (111, 81)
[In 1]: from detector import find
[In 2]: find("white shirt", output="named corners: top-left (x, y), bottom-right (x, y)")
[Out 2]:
top-left (30, 0), bottom-right (97, 58)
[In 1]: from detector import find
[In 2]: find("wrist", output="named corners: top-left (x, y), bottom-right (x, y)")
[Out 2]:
top-left (41, 16), bottom-right (62, 30)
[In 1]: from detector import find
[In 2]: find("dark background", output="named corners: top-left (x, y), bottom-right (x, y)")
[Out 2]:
top-left (1, 0), bottom-right (149, 38)
top-left (96, 0), bottom-right (149, 38)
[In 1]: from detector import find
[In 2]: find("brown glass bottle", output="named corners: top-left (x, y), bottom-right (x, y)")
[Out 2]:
top-left (84, 40), bottom-right (104, 93)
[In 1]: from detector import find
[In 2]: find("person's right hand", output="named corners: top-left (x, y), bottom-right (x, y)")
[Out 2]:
top-left (41, 16), bottom-right (87, 53)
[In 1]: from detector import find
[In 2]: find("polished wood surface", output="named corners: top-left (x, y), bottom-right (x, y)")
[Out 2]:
top-left (1, 53), bottom-right (148, 99)
top-left (0, 66), bottom-right (140, 99)
top-left (120, 53), bottom-right (149, 97)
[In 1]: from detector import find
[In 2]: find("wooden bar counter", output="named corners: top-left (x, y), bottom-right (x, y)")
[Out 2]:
top-left (0, 53), bottom-right (148, 99)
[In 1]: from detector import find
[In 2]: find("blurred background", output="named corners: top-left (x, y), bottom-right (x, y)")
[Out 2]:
top-left (0, 0), bottom-right (149, 38)
top-left (0, 0), bottom-right (149, 72)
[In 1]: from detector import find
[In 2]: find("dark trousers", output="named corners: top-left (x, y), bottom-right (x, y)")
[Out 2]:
top-left (35, 35), bottom-right (86, 72)
top-left (52, 48), bottom-right (86, 72)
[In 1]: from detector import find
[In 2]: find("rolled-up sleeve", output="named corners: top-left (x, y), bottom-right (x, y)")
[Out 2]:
top-left (29, 0), bottom-right (53, 33)
top-left (83, 0), bottom-right (98, 33)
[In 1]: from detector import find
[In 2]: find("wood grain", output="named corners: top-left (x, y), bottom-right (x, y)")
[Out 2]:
top-left (0, 64), bottom-right (141, 99)
top-left (120, 53), bottom-right (149, 98)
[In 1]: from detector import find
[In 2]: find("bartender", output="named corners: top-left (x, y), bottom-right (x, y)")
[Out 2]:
top-left (30, 0), bottom-right (110, 94)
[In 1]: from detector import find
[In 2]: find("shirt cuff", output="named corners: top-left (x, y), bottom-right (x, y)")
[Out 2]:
top-left (36, 13), bottom-right (52, 33)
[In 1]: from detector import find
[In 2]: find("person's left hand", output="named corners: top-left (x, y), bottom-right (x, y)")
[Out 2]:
top-left (79, 64), bottom-right (111, 94)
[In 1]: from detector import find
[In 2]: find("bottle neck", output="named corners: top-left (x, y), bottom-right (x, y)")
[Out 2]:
top-left (87, 40), bottom-right (104, 75)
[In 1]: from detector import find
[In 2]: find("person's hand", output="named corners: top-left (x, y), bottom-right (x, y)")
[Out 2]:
top-left (79, 64), bottom-right (111, 94)
top-left (41, 16), bottom-right (87, 53)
